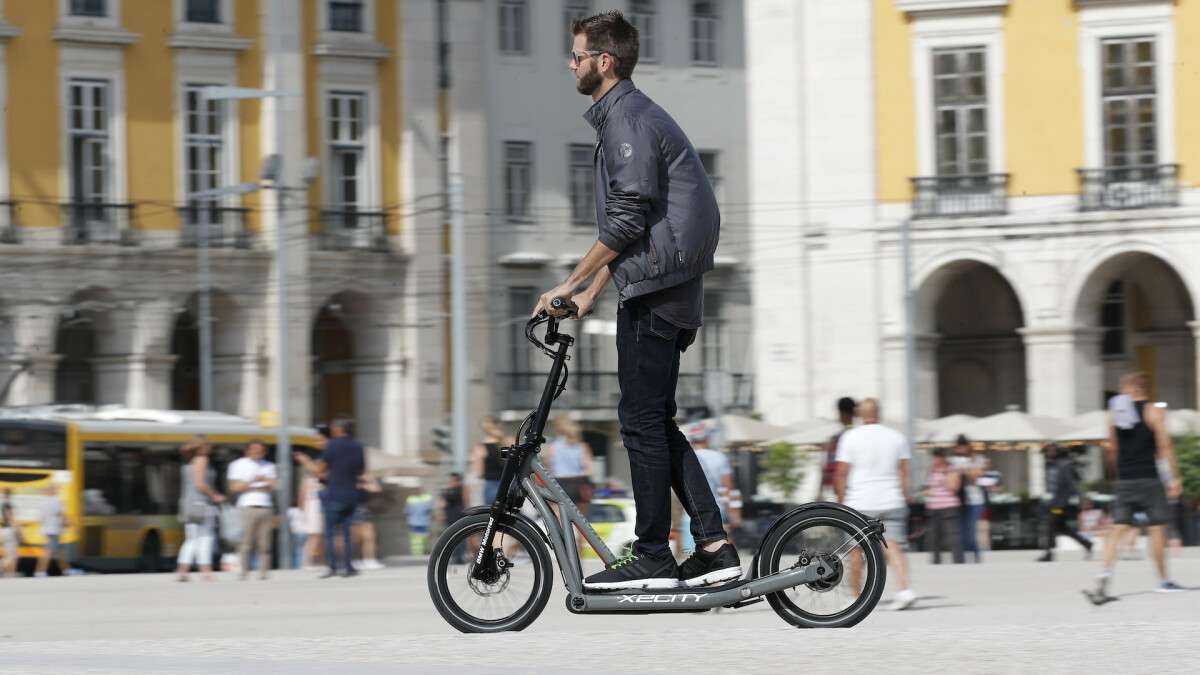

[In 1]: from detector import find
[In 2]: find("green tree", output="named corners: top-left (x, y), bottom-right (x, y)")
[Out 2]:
top-left (760, 442), bottom-right (808, 502)
top-left (1175, 434), bottom-right (1200, 500)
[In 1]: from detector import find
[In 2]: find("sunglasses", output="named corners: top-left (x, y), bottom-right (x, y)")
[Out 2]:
top-left (570, 49), bottom-right (608, 66)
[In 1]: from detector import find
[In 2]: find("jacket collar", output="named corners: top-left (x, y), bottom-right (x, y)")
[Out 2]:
top-left (583, 79), bottom-right (636, 130)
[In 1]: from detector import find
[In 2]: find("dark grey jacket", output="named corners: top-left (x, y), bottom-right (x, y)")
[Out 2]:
top-left (583, 79), bottom-right (720, 302)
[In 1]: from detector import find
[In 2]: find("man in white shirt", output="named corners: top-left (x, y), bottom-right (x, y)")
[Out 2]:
top-left (227, 441), bottom-right (277, 580)
top-left (834, 398), bottom-right (916, 611)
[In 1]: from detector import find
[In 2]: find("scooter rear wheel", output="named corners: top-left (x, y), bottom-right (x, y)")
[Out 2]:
top-left (756, 507), bottom-right (886, 628)
top-left (427, 512), bottom-right (553, 633)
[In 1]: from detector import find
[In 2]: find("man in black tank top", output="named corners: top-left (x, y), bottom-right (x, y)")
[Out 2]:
top-left (1085, 372), bottom-right (1184, 604)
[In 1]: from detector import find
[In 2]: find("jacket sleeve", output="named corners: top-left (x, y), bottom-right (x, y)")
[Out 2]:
top-left (597, 115), bottom-right (661, 253)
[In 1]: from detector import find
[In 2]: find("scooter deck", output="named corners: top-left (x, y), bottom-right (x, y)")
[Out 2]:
top-left (583, 577), bottom-right (749, 596)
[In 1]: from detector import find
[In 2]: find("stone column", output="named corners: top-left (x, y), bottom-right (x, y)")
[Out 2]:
top-left (93, 354), bottom-right (177, 408)
top-left (882, 332), bottom-right (940, 421)
top-left (2, 303), bottom-right (63, 405)
top-left (352, 356), bottom-right (408, 455)
top-left (1019, 326), bottom-right (1105, 416)
top-left (213, 353), bottom-right (267, 418)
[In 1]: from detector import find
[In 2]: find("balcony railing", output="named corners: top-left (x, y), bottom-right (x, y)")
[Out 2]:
top-left (1077, 164), bottom-right (1179, 212)
top-left (61, 202), bottom-right (137, 246)
top-left (0, 201), bottom-right (18, 244)
top-left (178, 204), bottom-right (252, 248)
top-left (911, 174), bottom-right (1009, 219)
top-left (497, 371), bottom-right (754, 413)
top-left (317, 209), bottom-right (388, 251)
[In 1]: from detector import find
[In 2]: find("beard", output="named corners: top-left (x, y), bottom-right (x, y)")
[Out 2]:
top-left (576, 66), bottom-right (602, 96)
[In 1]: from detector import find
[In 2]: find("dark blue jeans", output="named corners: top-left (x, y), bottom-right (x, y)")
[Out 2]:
top-left (616, 301), bottom-right (725, 558)
top-left (322, 499), bottom-right (357, 573)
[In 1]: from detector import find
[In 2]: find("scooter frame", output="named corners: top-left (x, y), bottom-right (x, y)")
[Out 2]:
top-left (470, 308), bottom-right (881, 615)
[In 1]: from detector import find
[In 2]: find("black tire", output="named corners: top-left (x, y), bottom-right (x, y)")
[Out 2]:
top-left (427, 512), bottom-right (553, 633)
top-left (757, 507), bottom-right (886, 628)
top-left (138, 531), bottom-right (162, 573)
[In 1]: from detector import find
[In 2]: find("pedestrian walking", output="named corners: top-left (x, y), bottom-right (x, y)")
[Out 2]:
top-left (176, 437), bottom-right (225, 582)
top-left (352, 473), bottom-right (384, 570)
top-left (678, 424), bottom-right (742, 559)
top-left (544, 414), bottom-right (596, 556)
top-left (820, 397), bottom-right (857, 501)
top-left (469, 415), bottom-right (509, 505)
top-left (35, 483), bottom-right (72, 577)
top-left (923, 448), bottom-right (964, 565)
top-left (227, 440), bottom-right (277, 580)
top-left (1036, 444), bottom-right (1092, 562)
top-left (405, 490), bottom-right (433, 556)
top-left (439, 472), bottom-right (465, 527)
top-left (2, 488), bottom-right (19, 578)
top-left (296, 466), bottom-right (325, 569)
top-left (295, 418), bottom-right (364, 578)
top-left (834, 398), bottom-right (917, 611)
top-left (535, 10), bottom-right (731, 591)
top-left (950, 435), bottom-right (987, 563)
top-left (1085, 372), bottom-right (1184, 604)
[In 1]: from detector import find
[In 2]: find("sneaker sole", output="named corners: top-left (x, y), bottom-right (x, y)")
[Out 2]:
top-left (1081, 590), bottom-right (1118, 606)
top-left (680, 566), bottom-right (743, 588)
top-left (1154, 587), bottom-right (1184, 593)
top-left (584, 577), bottom-right (681, 591)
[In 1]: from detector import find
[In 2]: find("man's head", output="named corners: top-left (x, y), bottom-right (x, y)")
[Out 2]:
top-left (331, 417), bottom-right (354, 438)
top-left (857, 398), bottom-right (880, 424)
top-left (569, 11), bottom-right (638, 97)
top-left (931, 447), bottom-right (948, 466)
top-left (836, 397), bottom-right (857, 425)
top-left (245, 440), bottom-right (267, 461)
top-left (1120, 371), bottom-right (1149, 399)
top-left (448, 472), bottom-right (462, 487)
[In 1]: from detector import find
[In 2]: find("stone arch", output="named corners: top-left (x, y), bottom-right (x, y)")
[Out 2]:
top-left (1070, 250), bottom-right (1196, 408)
top-left (915, 260), bottom-right (1027, 416)
top-left (54, 286), bottom-right (123, 404)
top-left (170, 289), bottom-right (247, 411)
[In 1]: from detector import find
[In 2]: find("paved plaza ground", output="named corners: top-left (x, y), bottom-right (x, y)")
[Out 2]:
top-left (1, 550), bottom-right (1198, 674)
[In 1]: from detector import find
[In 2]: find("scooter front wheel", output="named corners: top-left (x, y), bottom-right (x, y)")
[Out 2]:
top-left (427, 512), bottom-right (553, 633)
top-left (756, 507), bottom-right (887, 628)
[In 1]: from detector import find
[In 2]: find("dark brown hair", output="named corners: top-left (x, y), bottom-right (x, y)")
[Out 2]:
top-left (571, 10), bottom-right (639, 79)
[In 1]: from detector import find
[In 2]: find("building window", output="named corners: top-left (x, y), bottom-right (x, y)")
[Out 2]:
top-left (564, 0), bottom-right (591, 54)
top-left (1102, 37), bottom-right (1156, 169)
top-left (1101, 280), bottom-right (1126, 358)
top-left (184, 85), bottom-right (224, 224)
top-left (509, 286), bottom-right (536, 377)
top-left (328, 92), bottom-right (366, 211)
top-left (698, 150), bottom-right (721, 197)
top-left (503, 141), bottom-right (533, 221)
top-left (185, 0), bottom-right (220, 23)
top-left (499, 0), bottom-right (528, 56)
top-left (329, 1), bottom-right (364, 32)
top-left (71, 0), bottom-right (107, 17)
top-left (568, 143), bottom-right (594, 225)
top-left (934, 47), bottom-right (988, 177)
top-left (702, 291), bottom-right (724, 370)
top-left (69, 80), bottom-right (111, 206)
top-left (690, 1), bottom-right (719, 66)
top-left (629, 0), bottom-right (657, 63)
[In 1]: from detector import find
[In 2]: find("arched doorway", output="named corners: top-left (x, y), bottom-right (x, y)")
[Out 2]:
top-left (170, 309), bottom-right (200, 410)
top-left (311, 298), bottom-right (357, 425)
top-left (54, 287), bottom-right (119, 404)
top-left (918, 260), bottom-right (1027, 416)
top-left (1074, 252), bottom-right (1196, 408)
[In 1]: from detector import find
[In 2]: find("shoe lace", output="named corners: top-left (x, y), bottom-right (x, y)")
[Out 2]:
top-left (610, 552), bottom-right (639, 569)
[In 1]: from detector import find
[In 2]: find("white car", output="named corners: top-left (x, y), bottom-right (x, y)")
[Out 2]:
top-left (581, 498), bottom-right (636, 560)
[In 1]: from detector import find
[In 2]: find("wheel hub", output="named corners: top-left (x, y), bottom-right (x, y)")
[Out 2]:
top-left (467, 550), bottom-right (512, 596)
top-left (805, 553), bottom-right (843, 593)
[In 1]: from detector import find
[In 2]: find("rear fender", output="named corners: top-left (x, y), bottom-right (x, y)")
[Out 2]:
top-left (751, 501), bottom-right (884, 575)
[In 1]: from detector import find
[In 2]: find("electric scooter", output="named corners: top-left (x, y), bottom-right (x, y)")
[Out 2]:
top-left (427, 300), bottom-right (887, 632)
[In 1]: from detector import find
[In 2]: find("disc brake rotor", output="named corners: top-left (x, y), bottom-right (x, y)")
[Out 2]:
top-left (467, 551), bottom-right (513, 596)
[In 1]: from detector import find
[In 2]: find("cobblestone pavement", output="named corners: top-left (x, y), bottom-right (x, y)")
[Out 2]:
top-left (2, 550), bottom-right (1198, 674)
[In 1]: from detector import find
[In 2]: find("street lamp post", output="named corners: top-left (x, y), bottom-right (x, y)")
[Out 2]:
top-left (198, 85), bottom-right (303, 569)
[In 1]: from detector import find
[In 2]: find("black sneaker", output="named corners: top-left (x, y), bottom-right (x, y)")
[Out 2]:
top-left (584, 552), bottom-right (679, 590)
top-left (678, 543), bottom-right (742, 588)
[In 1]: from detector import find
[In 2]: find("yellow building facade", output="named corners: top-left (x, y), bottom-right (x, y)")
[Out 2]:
top-left (0, 0), bottom-right (429, 463)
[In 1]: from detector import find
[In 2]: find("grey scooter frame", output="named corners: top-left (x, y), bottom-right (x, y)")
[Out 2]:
top-left (513, 451), bottom-right (852, 614)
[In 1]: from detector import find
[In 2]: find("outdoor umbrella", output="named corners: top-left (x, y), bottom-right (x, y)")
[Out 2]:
top-left (931, 411), bottom-right (1073, 447)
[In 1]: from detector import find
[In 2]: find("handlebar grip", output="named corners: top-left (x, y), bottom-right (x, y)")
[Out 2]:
top-left (550, 297), bottom-right (578, 316)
